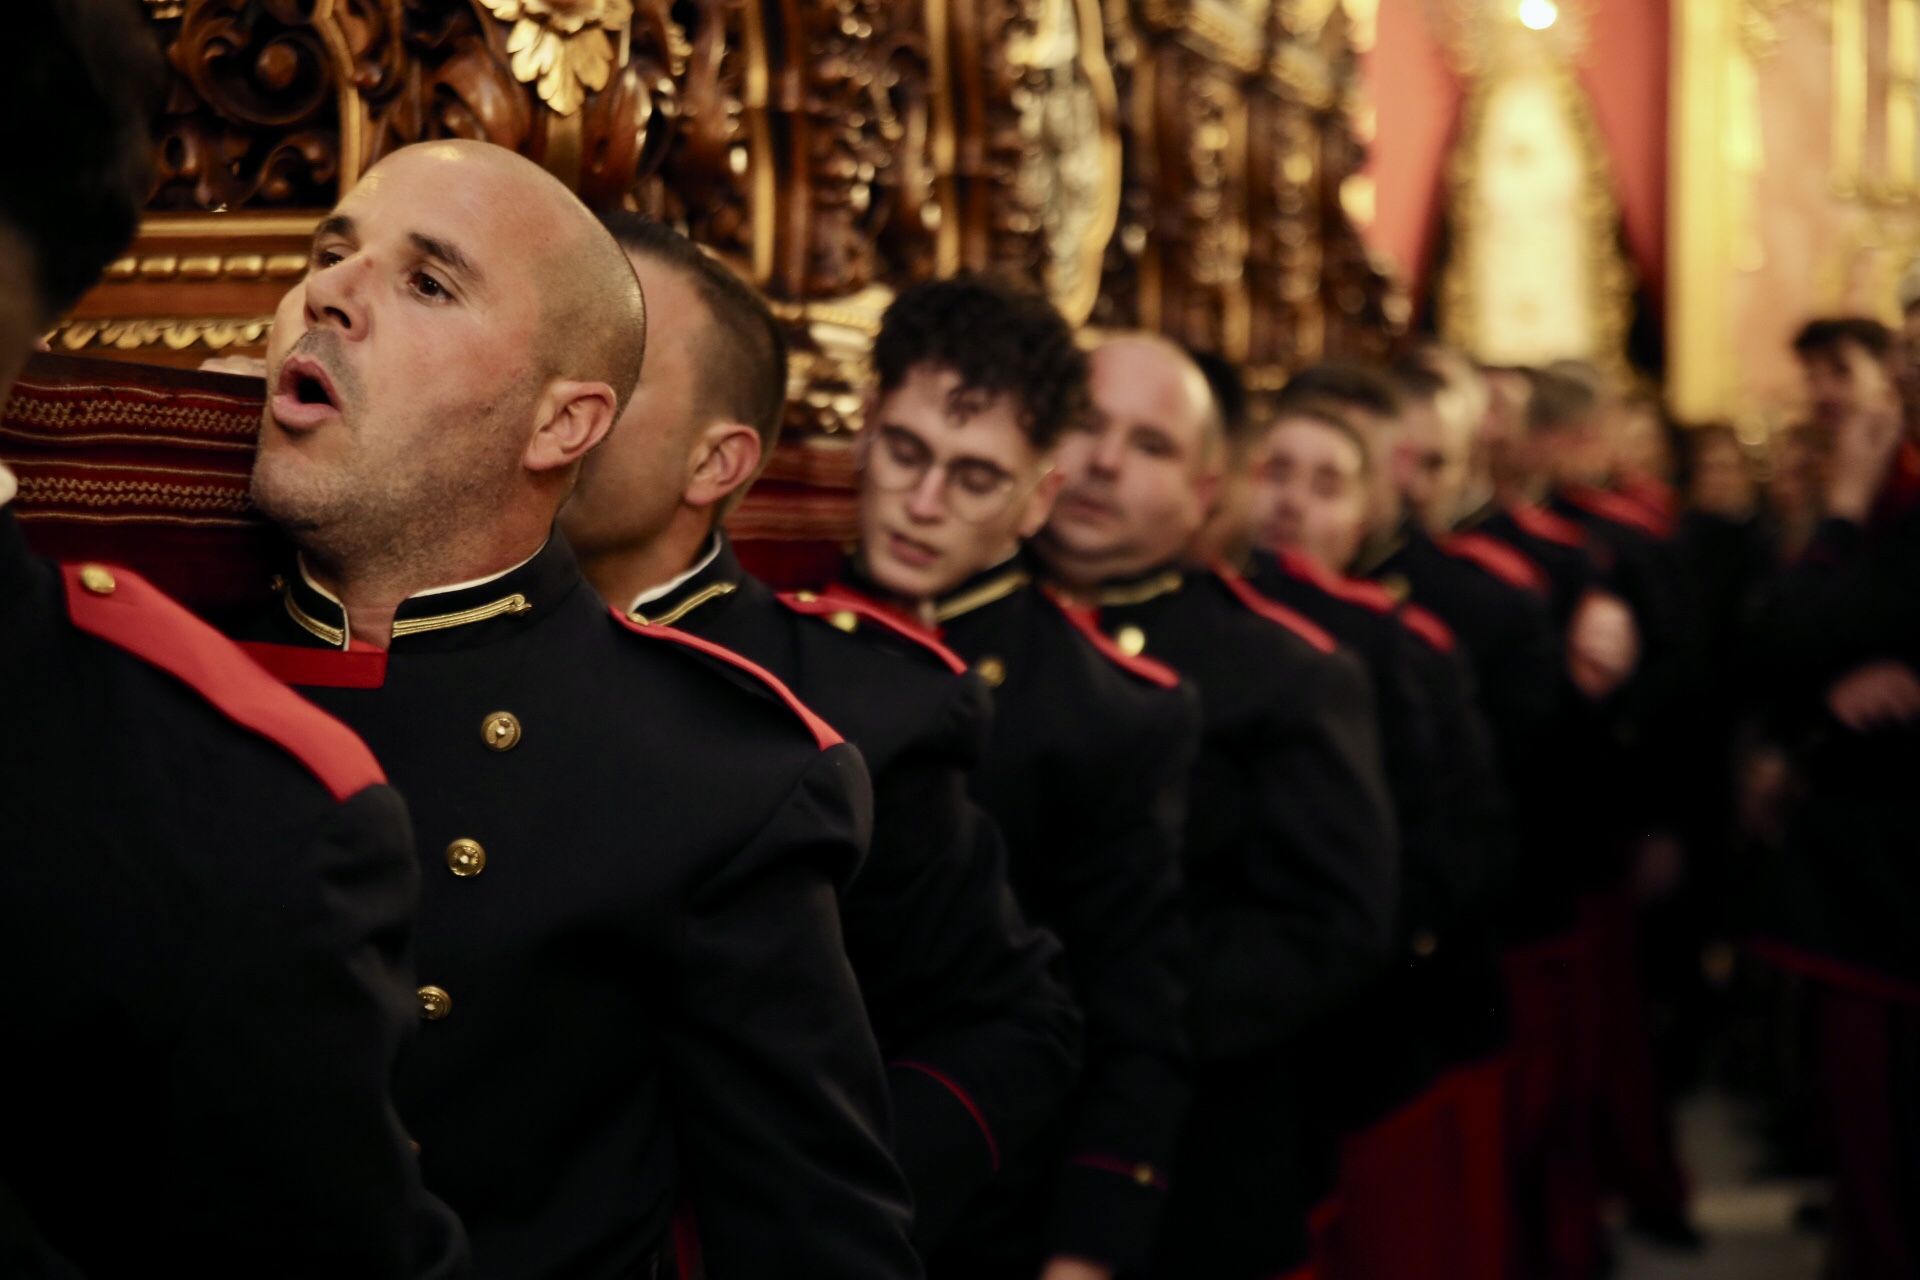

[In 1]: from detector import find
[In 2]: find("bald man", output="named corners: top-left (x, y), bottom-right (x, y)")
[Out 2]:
top-left (234, 141), bottom-right (920, 1279)
top-left (1036, 333), bottom-right (1395, 1280)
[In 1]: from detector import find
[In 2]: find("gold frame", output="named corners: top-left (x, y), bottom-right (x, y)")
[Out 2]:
top-left (1436, 59), bottom-right (1633, 377)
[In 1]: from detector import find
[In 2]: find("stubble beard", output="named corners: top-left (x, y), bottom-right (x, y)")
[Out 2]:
top-left (253, 404), bottom-right (526, 594)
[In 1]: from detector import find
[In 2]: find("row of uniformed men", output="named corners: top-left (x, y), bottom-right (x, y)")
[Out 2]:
top-left (6, 91), bottom-right (1682, 1280)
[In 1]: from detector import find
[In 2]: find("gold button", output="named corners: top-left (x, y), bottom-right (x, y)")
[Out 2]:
top-left (793, 590), bottom-right (819, 603)
top-left (1411, 930), bottom-right (1438, 959)
top-left (828, 610), bottom-right (859, 634)
top-left (481, 711), bottom-right (521, 752)
top-left (1133, 1163), bottom-right (1157, 1187)
top-left (975, 656), bottom-right (1007, 688)
top-left (1380, 574), bottom-right (1411, 603)
top-left (1114, 625), bottom-right (1147, 657)
top-left (78, 564), bottom-right (117, 596)
top-left (445, 838), bottom-right (487, 877)
top-left (417, 985), bottom-right (452, 1021)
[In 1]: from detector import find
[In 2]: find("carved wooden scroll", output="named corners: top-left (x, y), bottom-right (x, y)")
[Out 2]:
top-left (56, 0), bottom-right (1399, 432)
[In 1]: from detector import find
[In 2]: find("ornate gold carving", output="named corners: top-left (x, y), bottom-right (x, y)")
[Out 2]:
top-left (102, 253), bottom-right (308, 283)
top-left (477, 0), bottom-right (635, 116)
top-left (152, 0), bottom-right (344, 211)
top-left (1437, 60), bottom-right (1632, 375)
top-left (49, 318), bottom-right (277, 354)
top-left (999, 0), bottom-right (1123, 322)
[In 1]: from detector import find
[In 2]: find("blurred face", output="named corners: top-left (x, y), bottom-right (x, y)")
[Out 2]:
top-left (1612, 399), bottom-right (1673, 480)
top-left (1688, 432), bottom-right (1754, 518)
top-left (1245, 416), bottom-right (1370, 574)
top-left (563, 253), bottom-right (706, 559)
top-left (251, 146), bottom-right (553, 567)
top-left (1800, 340), bottom-right (1896, 432)
top-left (855, 363), bottom-right (1057, 600)
top-left (1040, 341), bottom-right (1218, 584)
top-left (1398, 393), bottom-right (1475, 533)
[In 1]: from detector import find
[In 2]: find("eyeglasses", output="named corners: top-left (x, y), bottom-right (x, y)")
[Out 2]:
top-left (866, 425), bottom-right (1046, 524)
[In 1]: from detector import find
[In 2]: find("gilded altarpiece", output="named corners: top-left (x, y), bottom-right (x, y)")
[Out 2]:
top-left (1673, 0), bottom-right (1920, 433)
top-left (55, 0), bottom-right (1394, 463)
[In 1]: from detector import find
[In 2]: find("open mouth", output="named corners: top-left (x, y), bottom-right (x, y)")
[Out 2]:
top-left (269, 355), bottom-right (343, 430)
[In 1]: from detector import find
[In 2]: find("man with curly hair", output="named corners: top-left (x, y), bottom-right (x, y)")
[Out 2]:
top-left (833, 276), bottom-right (1201, 1280)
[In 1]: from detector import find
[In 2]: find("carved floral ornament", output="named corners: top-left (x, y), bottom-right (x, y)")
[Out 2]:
top-left (477, 0), bottom-right (634, 116)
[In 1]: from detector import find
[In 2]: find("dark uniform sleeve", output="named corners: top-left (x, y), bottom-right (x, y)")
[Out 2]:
top-left (1404, 635), bottom-right (1515, 935)
top-left (851, 698), bottom-right (1083, 1250)
top-left (1190, 647), bottom-right (1398, 1062)
top-left (1039, 687), bottom-right (1199, 1272)
top-left (167, 784), bottom-right (470, 1279)
top-left (664, 744), bottom-right (923, 1280)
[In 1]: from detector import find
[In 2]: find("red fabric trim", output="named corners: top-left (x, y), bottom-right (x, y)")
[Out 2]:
top-left (239, 640), bottom-right (390, 690)
top-left (611, 607), bottom-right (842, 750)
top-left (62, 563), bottom-right (384, 802)
top-left (891, 1059), bottom-right (1000, 1170)
top-left (1506, 503), bottom-right (1589, 550)
top-left (1439, 532), bottom-right (1549, 596)
top-left (1399, 603), bottom-right (1456, 654)
top-left (1067, 1151), bottom-right (1171, 1191)
top-left (1042, 587), bottom-right (1182, 688)
top-left (1273, 547), bottom-right (1398, 615)
top-left (1562, 485), bottom-right (1674, 540)
top-left (1747, 938), bottom-right (1920, 1009)
top-left (1211, 562), bottom-right (1339, 654)
top-left (668, 1202), bottom-right (704, 1280)
top-left (778, 587), bottom-right (968, 675)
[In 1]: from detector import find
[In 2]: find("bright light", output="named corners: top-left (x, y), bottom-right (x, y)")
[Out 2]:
top-left (1517, 0), bottom-right (1559, 30)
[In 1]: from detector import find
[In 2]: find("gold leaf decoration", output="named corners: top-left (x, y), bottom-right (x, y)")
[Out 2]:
top-left (479, 0), bottom-right (633, 116)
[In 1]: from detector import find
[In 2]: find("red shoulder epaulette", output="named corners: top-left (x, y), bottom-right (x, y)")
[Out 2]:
top-left (1212, 563), bottom-right (1339, 655)
top-left (1274, 547), bottom-right (1397, 616)
top-left (1040, 587), bottom-right (1182, 689)
top-left (1399, 603), bottom-right (1457, 654)
top-left (778, 587), bottom-right (968, 676)
top-left (611, 606), bottom-right (842, 750)
top-left (1439, 532), bottom-right (1550, 596)
top-left (61, 562), bottom-right (384, 802)
top-left (1506, 503), bottom-right (1589, 550)
top-left (1561, 485), bottom-right (1674, 540)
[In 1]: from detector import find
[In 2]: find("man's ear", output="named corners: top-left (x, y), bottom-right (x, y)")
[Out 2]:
top-left (685, 420), bottom-right (764, 510)
top-left (1192, 462), bottom-right (1223, 521)
top-left (526, 380), bottom-right (619, 473)
top-left (1016, 465), bottom-right (1066, 539)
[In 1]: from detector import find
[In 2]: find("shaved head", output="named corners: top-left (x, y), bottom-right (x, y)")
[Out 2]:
top-left (378, 142), bottom-right (649, 414)
top-left (1089, 333), bottom-right (1223, 470)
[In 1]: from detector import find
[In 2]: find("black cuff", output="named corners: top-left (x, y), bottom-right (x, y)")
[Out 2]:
top-left (888, 1061), bottom-right (999, 1251)
top-left (1042, 1154), bottom-right (1171, 1272)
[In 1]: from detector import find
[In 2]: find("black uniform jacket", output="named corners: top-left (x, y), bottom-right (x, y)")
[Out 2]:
top-left (1749, 503), bottom-right (1920, 992)
top-left (1081, 562), bottom-right (1396, 1062)
top-left (1249, 549), bottom-right (1512, 1117)
top-left (847, 556), bottom-right (1198, 1274)
top-left (623, 534), bottom-right (1082, 1249)
top-left (1363, 522), bottom-right (1575, 939)
top-left (0, 507), bottom-right (467, 1278)
top-left (236, 533), bottom-right (920, 1280)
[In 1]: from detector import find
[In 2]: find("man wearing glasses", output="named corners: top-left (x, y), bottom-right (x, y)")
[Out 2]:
top-left (833, 277), bottom-right (1200, 1280)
